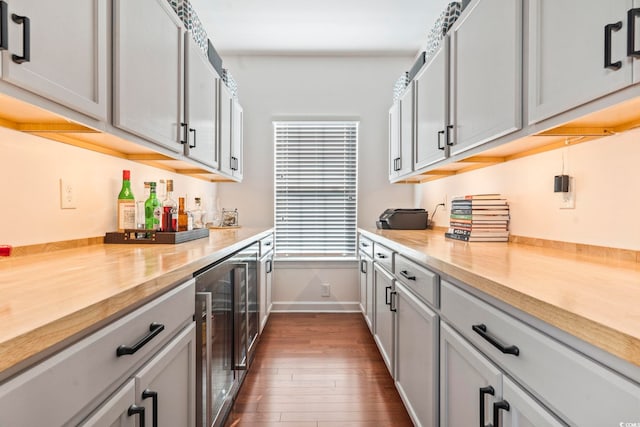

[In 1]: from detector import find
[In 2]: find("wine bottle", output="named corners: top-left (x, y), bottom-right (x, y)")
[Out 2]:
top-left (162, 179), bottom-right (177, 232)
top-left (137, 182), bottom-right (150, 229)
top-left (178, 197), bottom-right (188, 231)
top-left (117, 170), bottom-right (136, 232)
top-left (145, 182), bottom-right (162, 230)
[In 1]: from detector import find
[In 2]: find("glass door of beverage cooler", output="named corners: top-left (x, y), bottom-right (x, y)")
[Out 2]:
top-left (195, 261), bottom-right (235, 427)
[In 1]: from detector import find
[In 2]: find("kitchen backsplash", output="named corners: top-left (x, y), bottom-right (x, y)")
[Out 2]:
top-left (0, 127), bottom-right (218, 247)
top-left (415, 129), bottom-right (640, 251)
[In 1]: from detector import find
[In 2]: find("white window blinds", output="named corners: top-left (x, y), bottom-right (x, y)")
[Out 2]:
top-left (274, 121), bottom-right (358, 257)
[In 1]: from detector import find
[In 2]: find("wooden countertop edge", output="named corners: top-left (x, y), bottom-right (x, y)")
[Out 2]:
top-left (358, 229), bottom-right (640, 368)
top-left (0, 228), bottom-right (273, 380)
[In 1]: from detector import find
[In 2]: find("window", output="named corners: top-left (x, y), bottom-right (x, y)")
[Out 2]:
top-left (274, 121), bottom-right (358, 258)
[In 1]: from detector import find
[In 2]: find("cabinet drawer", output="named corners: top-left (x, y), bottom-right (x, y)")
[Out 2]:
top-left (373, 242), bottom-right (394, 273)
top-left (441, 280), bottom-right (640, 427)
top-left (259, 234), bottom-right (274, 257)
top-left (0, 279), bottom-right (195, 427)
top-left (358, 235), bottom-right (374, 258)
top-left (394, 254), bottom-right (439, 308)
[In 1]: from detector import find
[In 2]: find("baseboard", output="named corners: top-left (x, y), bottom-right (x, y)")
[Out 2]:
top-left (271, 301), bottom-right (362, 313)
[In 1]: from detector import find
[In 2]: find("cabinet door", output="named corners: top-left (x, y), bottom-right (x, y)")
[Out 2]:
top-left (528, 0), bottom-right (632, 124)
top-left (1, 0), bottom-right (108, 120)
top-left (373, 264), bottom-right (395, 376)
top-left (79, 380), bottom-right (137, 427)
top-left (449, 0), bottom-right (522, 155)
top-left (440, 323), bottom-right (502, 427)
top-left (397, 85), bottom-right (414, 177)
top-left (113, 0), bottom-right (184, 152)
top-left (395, 282), bottom-right (439, 427)
top-left (415, 39), bottom-right (449, 170)
top-left (134, 324), bottom-right (196, 427)
top-left (365, 255), bottom-right (374, 332)
top-left (501, 377), bottom-right (566, 427)
top-left (358, 254), bottom-right (368, 314)
top-left (388, 101), bottom-right (401, 179)
top-left (184, 37), bottom-right (218, 169)
top-left (231, 99), bottom-right (244, 179)
top-left (218, 81), bottom-right (234, 176)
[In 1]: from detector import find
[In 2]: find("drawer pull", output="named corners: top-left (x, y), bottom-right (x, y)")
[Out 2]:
top-left (0, 2), bottom-right (7, 50)
top-left (472, 324), bottom-right (520, 356)
top-left (479, 386), bottom-right (494, 427)
top-left (492, 400), bottom-right (510, 427)
top-left (142, 389), bottom-right (158, 427)
top-left (127, 404), bottom-right (146, 427)
top-left (376, 252), bottom-right (387, 259)
top-left (399, 270), bottom-right (416, 281)
top-left (10, 14), bottom-right (29, 64)
top-left (604, 21), bottom-right (623, 70)
top-left (264, 241), bottom-right (272, 246)
top-left (117, 322), bottom-right (165, 357)
top-left (628, 8), bottom-right (640, 57)
top-left (360, 242), bottom-right (369, 247)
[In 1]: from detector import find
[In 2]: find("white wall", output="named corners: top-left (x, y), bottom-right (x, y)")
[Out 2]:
top-left (416, 130), bottom-right (640, 250)
top-left (218, 55), bottom-right (414, 228)
top-left (218, 55), bottom-right (415, 310)
top-left (0, 127), bottom-right (218, 247)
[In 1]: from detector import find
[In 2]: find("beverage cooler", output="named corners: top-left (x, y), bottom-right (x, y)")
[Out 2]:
top-left (194, 242), bottom-right (259, 427)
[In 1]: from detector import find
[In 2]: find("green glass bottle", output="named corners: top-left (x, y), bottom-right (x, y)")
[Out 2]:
top-left (117, 170), bottom-right (136, 232)
top-left (145, 182), bottom-right (162, 230)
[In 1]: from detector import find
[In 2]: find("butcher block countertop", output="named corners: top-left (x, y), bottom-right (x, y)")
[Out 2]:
top-left (359, 228), bottom-right (640, 370)
top-left (0, 227), bottom-right (272, 381)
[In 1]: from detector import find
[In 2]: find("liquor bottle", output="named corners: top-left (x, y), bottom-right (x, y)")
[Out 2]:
top-left (117, 170), bottom-right (136, 232)
top-left (162, 179), bottom-right (177, 232)
top-left (137, 182), bottom-right (150, 229)
top-left (192, 197), bottom-right (204, 228)
top-left (178, 197), bottom-right (188, 231)
top-left (145, 182), bottom-right (162, 230)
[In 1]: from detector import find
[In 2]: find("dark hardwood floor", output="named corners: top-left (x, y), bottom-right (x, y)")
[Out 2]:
top-left (224, 313), bottom-right (414, 427)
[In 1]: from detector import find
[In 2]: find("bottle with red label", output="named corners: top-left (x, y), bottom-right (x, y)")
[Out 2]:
top-left (162, 179), bottom-right (177, 231)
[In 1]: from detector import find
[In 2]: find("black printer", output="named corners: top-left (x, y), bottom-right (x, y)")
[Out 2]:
top-left (376, 209), bottom-right (428, 230)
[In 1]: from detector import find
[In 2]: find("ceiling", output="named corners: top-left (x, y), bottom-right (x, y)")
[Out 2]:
top-left (189, 0), bottom-right (452, 56)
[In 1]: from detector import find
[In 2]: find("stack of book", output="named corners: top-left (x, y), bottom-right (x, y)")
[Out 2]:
top-left (445, 194), bottom-right (510, 242)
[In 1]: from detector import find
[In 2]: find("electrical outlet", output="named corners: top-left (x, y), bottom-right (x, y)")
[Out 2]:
top-left (321, 283), bottom-right (331, 297)
top-left (60, 179), bottom-right (77, 209)
top-left (559, 177), bottom-right (575, 209)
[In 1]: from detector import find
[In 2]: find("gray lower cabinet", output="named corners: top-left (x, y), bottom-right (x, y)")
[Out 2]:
top-left (440, 323), bottom-right (563, 427)
top-left (394, 281), bottom-right (438, 427)
top-left (0, 280), bottom-right (195, 426)
top-left (259, 250), bottom-right (273, 334)
top-left (79, 379), bottom-right (138, 427)
top-left (358, 250), bottom-right (373, 332)
top-left (373, 263), bottom-right (395, 377)
top-left (441, 280), bottom-right (640, 427)
top-left (133, 323), bottom-right (196, 427)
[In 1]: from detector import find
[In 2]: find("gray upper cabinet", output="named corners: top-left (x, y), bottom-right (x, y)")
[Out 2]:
top-left (218, 81), bottom-right (234, 176)
top-left (231, 99), bottom-right (244, 180)
top-left (184, 36), bottom-right (218, 169)
top-left (1, 0), bottom-right (108, 121)
top-left (528, 0), bottom-right (635, 124)
top-left (449, 0), bottom-right (522, 156)
top-left (414, 38), bottom-right (449, 170)
top-left (389, 87), bottom-right (414, 181)
top-left (113, 0), bottom-right (184, 153)
top-left (218, 87), bottom-right (243, 181)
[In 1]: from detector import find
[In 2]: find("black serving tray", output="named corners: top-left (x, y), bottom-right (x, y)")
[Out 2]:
top-left (104, 228), bottom-right (209, 244)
